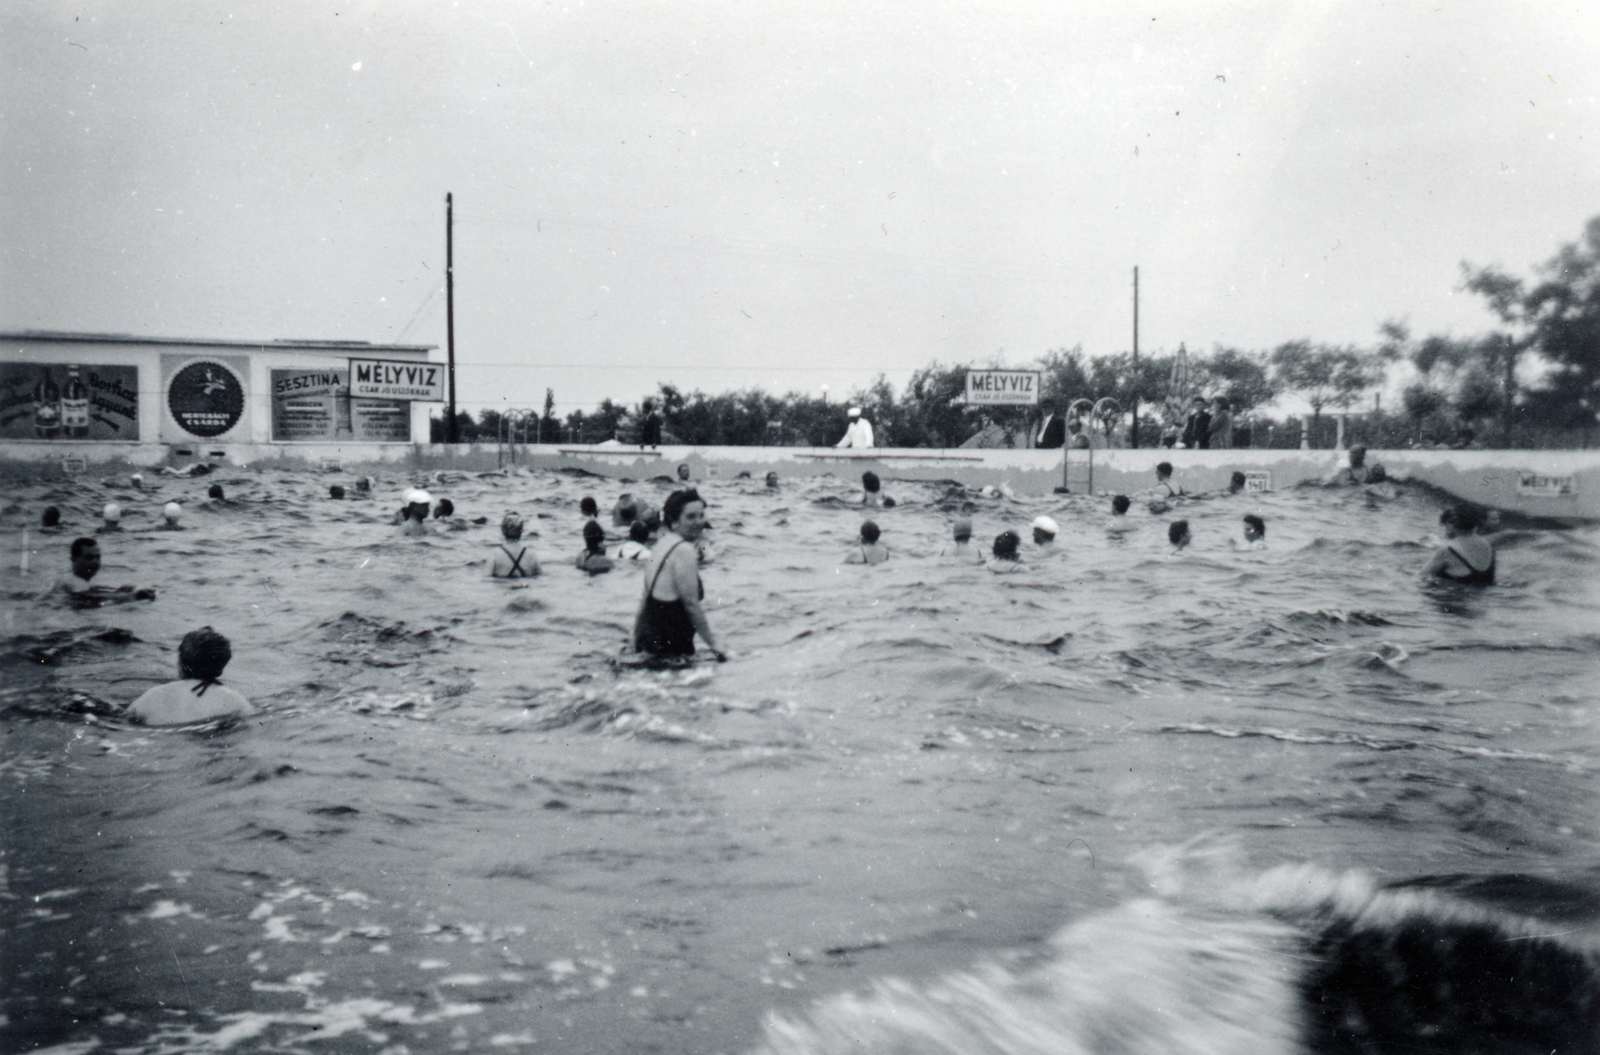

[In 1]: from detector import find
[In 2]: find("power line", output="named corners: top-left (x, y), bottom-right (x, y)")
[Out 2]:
top-left (457, 361), bottom-right (903, 372)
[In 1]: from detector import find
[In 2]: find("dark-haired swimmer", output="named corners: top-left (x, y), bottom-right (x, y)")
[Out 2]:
top-left (845, 520), bottom-right (889, 564)
top-left (615, 520), bottom-right (653, 562)
top-left (1227, 471), bottom-right (1247, 495)
top-left (576, 520), bottom-right (614, 574)
top-left (1237, 514), bottom-right (1266, 550)
top-left (1168, 519), bottom-right (1192, 553)
top-left (1106, 495), bottom-right (1135, 538)
top-left (677, 463), bottom-right (692, 482)
top-left (1155, 462), bottom-right (1183, 497)
top-left (329, 484), bottom-right (346, 499)
top-left (581, 496), bottom-right (599, 519)
top-left (129, 626), bottom-right (253, 725)
top-left (987, 529), bottom-right (1025, 572)
top-left (40, 506), bottom-right (62, 531)
top-left (765, 471), bottom-right (779, 489)
top-left (861, 471), bottom-right (882, 509)
top-left (1423, 505), bottom-right (1495, 585)
top-left (492, 513), bottom-right (540, 578)
top-left (207, 484), bottom-right (225, 501)
top-left (60, 537), bottom-right (155, 605)
top-left (632, 489), bottom-right (724, 660)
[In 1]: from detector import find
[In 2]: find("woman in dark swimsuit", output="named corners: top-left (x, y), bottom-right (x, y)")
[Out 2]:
top-left (631, 488), bottom-right (725, 660)
top-left (1423, 505), bottom-right (1495, 585)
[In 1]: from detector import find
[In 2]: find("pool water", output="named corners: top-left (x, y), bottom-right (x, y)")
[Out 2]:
top-left (2, 468), bottom-right (1596, 1054)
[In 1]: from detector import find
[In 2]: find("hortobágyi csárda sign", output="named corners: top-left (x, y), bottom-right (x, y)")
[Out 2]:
top-left (965, 370), bottom-right (1041, 406)
top-left (349, 358), bottom-right (445, 401)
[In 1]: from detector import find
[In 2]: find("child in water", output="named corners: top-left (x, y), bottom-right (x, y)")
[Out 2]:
top-left (576, 520), bottom-right (614, 574)
top-left (845, 520), bottom-right (890, 564)
top-left (491, 513), bottom-right (540, 578)
top-left (129, 626), bottom-right (254, 725)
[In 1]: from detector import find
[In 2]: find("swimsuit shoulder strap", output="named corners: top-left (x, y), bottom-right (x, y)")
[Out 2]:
top-left (646, 538), bottom-right (687, 599)
top-left (1446, 544), bottom-right (1487, 572)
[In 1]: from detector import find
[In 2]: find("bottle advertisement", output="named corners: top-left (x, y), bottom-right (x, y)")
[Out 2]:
top-left (0, 363), bottom-right (140, 441)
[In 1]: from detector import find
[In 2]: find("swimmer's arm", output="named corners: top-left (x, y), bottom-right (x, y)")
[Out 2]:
top-left (1420, 547), bottom-right (1453, 578)
top-left (670, 551), bottom-right (722, 654)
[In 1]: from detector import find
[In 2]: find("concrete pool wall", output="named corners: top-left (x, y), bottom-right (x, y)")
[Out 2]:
top-left (4, 440), bottom-right (1596, 522)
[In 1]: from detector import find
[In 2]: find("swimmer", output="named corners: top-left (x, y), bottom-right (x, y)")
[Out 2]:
top-left (765, 471), bottom-right (780, 489)
top-left (207, 483), bottom-right (225, 501)
top-left (613, 493), bottom-right (639, 527)
top-left (677, 463), bottom-right (692, 482)
top-left (60, 537), bottom-right (155, 605)
top-left (1227, 471), bottom-right (1247, 495)
top-left (615, 520), bottom-right (653, 562)
top-left (1155, 462), bottom-right (1183, 497)
top-left (581, 496), bottom-right (599, 520)
top-left (1237, 513), bottom-right (1266, 550)
top-left (987, 529), bottom-right (1025, 571)
top-left (943, 517), bottom-right (983, 563)
top-left (98, 502), bottom-right (123, 533)
top-left (1423, 505), bottom-right (1495, 585)
top-left (861, 471), bottom-right (882, 509)
top-left (40, 506), bottom-right (62, 531)
top-left (160, 501), bottom-right (184, 530)
top-left (131, 472), bottom-right (144, 489)
top-left (845, 520), bottom-right (890, 564)
top-left (1106, 495), bottom-right (1135, 538)
top-left (128, 626), bottom-right (254, 725)
top-left (1031, 516), bottom-right (1059, 555)
top-left (491, 513), bottom-right (540, 578)
top-left (329, 484), bottom-right (346, 499)
top-left (399, 490), bottom-right (433, 536)
top-left (354, 476), bottom-right (372, 494)
top-left (576, 520), bottom-right (614, 574)
top-left (1111, 494), bottom-right (1131, 516)
top-left (433, 498), bottom-right (453, 519)
top-left (1168, 519), bottom-right (1192, 553)
top-left (632, 488), bottom-right (724, 660)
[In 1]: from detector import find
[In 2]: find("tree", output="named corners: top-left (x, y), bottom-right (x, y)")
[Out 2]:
top-left (1194, 345), bottom-right (1276, 416)
top-left (1270, 341), bottom-right (1383, 441)
top-left (1463, 214), bottom-right (1600, 446)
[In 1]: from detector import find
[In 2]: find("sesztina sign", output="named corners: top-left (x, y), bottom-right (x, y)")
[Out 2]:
top-left (965, 370), bottom-right (1041, 406)
top-left (348, 358), bottom-right (445, 401)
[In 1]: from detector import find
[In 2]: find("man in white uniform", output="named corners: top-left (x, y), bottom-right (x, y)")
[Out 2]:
top-left (835, 406), bottom-right (875, 448)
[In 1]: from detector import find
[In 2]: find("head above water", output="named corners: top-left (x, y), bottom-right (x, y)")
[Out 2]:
top-left (329, 485), bottom-right (345, 499)
top-left (102, 502), bottom-right (121, 523)
top-left (1229, 471), bottom-right (1247, 493)
top-left (1111, 494), bottom-right (1131, 515)
top-left (1440, 504), bottom-right (1486, 534)
top-left (433, 498), bottom-right (454, 519)
top-left (860, 520), bottom-right (881, 544)
top-left (41, 506), bottom-right (61, 528)
top-left (583, 519), bottom-right (606, 554)
top-left (580, 496), bottom-right (599, 518)
top-left (501, 512), bottom-right (524, 540)
top-left (953, 517), bottom-right (973, 542)
top-left (70, 537), bottom-right (101, 579)
top-left (163, 501), bottom-right (182, 525)
top-left (629, 520), bottom-right (650, 544)
top-left (992, 530), bottom-right (1021, 561)
top-left (1168, 519), bottom-right (1191, 548)
top-left (354, 476), bottom-right (371, 493)
top-left (663, 488), bottom-right (705, 533)
top-left (765, 471), bottom-right (779, 488)
top-left (1031, 516), bottom-right (1058, 543)
top-left (1242, 514), bottom-right (1265, 541)
top-left (1348, 446), bottom-right (1368, 469)
top-left (131, 472), bottom-right (143, 488)
top-left (1155, 462), bottom-right (1173, 481)
top-left (614, 494), bottom-right (637, 522)
top-left (178, 626), bottom-right (231, 682)
top-left (208, 484), bottom-right (225, 500)
top-left (862, 471), bottom-right (881, 494)
top-left (677, 463), bottom-right (692, 481)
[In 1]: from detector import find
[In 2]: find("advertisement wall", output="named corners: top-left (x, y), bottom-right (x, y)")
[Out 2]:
top-left (270, 368), bottom-right (411, 442)
top-left (160, 354), bottom-right (251, 443)
top-left (0, 362), bottom-right (140, 441)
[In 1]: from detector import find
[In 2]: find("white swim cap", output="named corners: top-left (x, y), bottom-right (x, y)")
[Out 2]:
top-left (1031, 516), bottom-right (1059, 537)
top-left (410, 489), bottom-right (434, 506)
top-left (163, 501), bottom-right (182, 521)
top-left (103, 502), bottom-right (121, 521)
top-left (131, 473), bottom-right (144, 486)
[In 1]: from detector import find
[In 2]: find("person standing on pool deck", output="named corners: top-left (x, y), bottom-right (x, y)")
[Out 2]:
top-left (1423, 505), bottom-right (1495, 585)
top-left (491, 513), bottom-right (540, 578)
top-left (129, 627), bottom-right (253, 725)
top-left (639, 398), bottom-right (662, 448)
top-left (835, 406), bottom-right (874, 448)
top-left (632, 488), bottom-right (724, 660)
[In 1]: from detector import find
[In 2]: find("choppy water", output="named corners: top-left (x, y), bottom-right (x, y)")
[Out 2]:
top-left (2, 466), bottom-right (1597, 1054)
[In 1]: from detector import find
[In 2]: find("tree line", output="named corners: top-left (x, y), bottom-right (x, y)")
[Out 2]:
top-left (434, 216), bottom-right (1599, 450)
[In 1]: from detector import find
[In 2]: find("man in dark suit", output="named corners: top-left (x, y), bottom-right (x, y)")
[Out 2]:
top-left (1036, 400), bottom-right (1066, 449)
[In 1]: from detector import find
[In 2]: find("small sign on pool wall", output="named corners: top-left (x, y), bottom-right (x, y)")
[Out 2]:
top-left (1244, 471), bottom-right (1272, 493)
top-left (1517, 472), bottom-right (1576, 497)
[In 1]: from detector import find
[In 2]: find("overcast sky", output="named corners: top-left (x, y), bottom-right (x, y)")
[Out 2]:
top-left (3, 1), bottom-right (1597, 416)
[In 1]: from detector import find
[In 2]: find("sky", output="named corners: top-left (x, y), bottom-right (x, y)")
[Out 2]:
top-left (3, 1), bottom-right (1598, 418)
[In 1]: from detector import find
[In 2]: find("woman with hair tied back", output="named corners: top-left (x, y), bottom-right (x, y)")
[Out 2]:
top-left (1423, 505), bottom-right (1495, 585)
top-left (129, 627), bottom-right (254, 725)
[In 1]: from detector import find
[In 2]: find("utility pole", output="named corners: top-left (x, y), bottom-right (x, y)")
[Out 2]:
top-left (446, 192), bottom-right (458, 443)
top-left (1130, 265), bottom-right (1140, 448)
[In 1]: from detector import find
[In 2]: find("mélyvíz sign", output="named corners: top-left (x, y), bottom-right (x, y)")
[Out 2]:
top-left (349, 358), bottom-right (445, 401)
top-left (964, 370), bottom-right (1041, 405)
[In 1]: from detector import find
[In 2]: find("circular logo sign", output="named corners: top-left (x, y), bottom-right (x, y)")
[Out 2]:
top-left (168, 360), bottom-right (245, 438)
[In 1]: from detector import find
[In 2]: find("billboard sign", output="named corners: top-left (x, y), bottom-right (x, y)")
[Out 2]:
top-left (0, 362), bottom-right (140, 441)
top-left (271, 368), bottom-right (412, 442)
top-left (1517, 472), bottom-right (1576, 498)
top-left (965, 370), bottom-right (1041, 406)
top-left (163, 355), bottom-right (249, 440)
top-left (349, 358), bottom-right (445, 401)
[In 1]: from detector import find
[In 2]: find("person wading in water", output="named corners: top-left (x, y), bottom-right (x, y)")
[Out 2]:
top-left (631, 488), bottom-right (725, 662)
